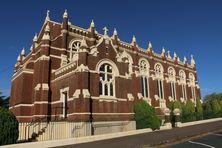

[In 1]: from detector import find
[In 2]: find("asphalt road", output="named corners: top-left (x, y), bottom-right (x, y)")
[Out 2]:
top-left (172, 131), bottom-right (222, 148)
top-left (56, 120), bottom-right (222, 148)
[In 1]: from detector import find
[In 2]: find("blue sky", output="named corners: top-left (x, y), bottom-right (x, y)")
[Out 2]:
top-left (0, 0), bottom-right (221, 97)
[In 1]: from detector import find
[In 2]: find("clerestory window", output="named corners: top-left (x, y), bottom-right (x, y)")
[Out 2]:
top-left (69, 40), bottom-right (81, 62)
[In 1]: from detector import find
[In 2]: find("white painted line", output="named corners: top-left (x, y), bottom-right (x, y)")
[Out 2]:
top-left (188, 141), bottom-right (215, 148)
top-left (210, 133), bottom-right (222, 137)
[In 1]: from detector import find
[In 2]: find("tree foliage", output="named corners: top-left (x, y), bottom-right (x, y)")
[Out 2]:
top-left (0, 107), bottom-right (19, 145)
top-left (182, 100), bottom-right (196, 122)
top-left (134, 100), bottom-right (161, 131)
top-left (0, 92), bottom-right (9, 109)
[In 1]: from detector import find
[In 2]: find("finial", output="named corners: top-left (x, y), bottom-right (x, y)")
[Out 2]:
top-left (21, 48), bottom-right (25, 56)
top-left (177, 57), bottom-right (181, 62)
top-left (17, 55), bottom-right (21, 62)
top-left (167, 51), bottom-right (172, 59)
top-left (90, 20), bottom-right (95, 28)
top-left (45, 10), bottom-right (50, 22)
top-left (30, 45), bottom-right (33, 51)
top-left (132, 35), bottom-right (136, 43)
top-left (191, 54), bottom-right (196, 66)
top-left (173, 52), bottom-right (177, 59)
top-left (33, 33), bottom-right (38, 42)
top-left (161, 47), bottom-right (166, 56)
top-left (148, 41), bottom-right (152, 49)
top-left (63, 9), bottom-right (68, 18)
top-left (183, 56), bottom-right (187, 64)
top-left (113, 28), bottom-right (118, 36)
top-left (103, 27), bottom-right (108, 36)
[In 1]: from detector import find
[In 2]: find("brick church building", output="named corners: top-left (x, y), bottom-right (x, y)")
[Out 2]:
top-left (9, 10), bottom-right (201, 140)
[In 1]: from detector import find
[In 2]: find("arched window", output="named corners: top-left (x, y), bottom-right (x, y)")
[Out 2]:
top-left (99, 63), bottom-right (115, 97)
top-left (179, 70), bottom-right (187, 100)
top-left (168, 67), bottom-right (176, 100)
top-left (139, 59), bottom-right (150, 98)
top-left (69, 40), bottom-right (81, 62)
top-left (189, 73), bottom-right (196, 101)
top-left (155, 63), bottom-right (164, 99)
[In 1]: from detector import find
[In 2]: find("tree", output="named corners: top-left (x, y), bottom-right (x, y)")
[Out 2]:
top-left (182, 100), bottom-right (196, 122)
top-left (134, 100), bottom-right (161, 130)
top-left (196, 98), bottom-right (203, 120)
top-left (211, 99), bottom-right (221, 117)
top-left (204, 93), bottom-right (222, 102)
top-left (203, 101), bottom-right (213, 119)
top-left (0, 92), bottom-right (9, 109)
top-left (0, 107), bottom-right (19, 145)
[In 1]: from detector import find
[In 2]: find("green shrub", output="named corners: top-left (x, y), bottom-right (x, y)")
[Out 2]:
top-left (134, 100), bottom-right (161, 130)
top-left (182, 100), bottom-right (196, 122)
top-left (167, 100), bottom-right (182, 111)
top-left (0, 107), bottom-right (19, 145)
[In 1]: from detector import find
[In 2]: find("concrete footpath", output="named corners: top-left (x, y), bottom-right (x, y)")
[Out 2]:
top-left (59, 120), bottom-right (222, 148)
top-left (2, 118), bottom-right (222, 148)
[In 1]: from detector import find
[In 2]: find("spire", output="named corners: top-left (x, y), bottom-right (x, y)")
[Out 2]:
top-left (21, 48), bottom-right (25, 56)
top-left (113, 28), bottom-right (118, 36)
top-left (90, 20), bottom-right (95, 28)
top-left (191, 54), bottom-right (196, 66)
top-left (17, 55), bottom-right (21, 62)
top-left (33, 33), bottom-right (38, 42)
top-left (132, 35), bottom-right (136, 43)
top-left (148, 41), bottom-right (152, 49)
top-left (167, 51), bottom-right (172, 59)
top-left (103, 27), bottom-right (108, 36)
top-left (63, 9), bottom-right (68, 18)
top-left (177, 57), bottom-right (181, 62)
top-left (147, 41), bottom-right (152, 52)
top-left (30, 45), bottom-right (33, 51)
top-left (183, 56), bottom-right (187, 64)
top-left (173, 52), bottom-right (177, 60)
top-left (45, 10), bottom-right (50, 22)
top-left (161, 47), bottom-right (166, 56)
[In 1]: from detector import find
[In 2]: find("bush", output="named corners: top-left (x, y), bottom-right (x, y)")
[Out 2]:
top-left (134, 100), bottom-right (161, 130)
top-left (167, 100), bottom-right (182, 111)
top-left (182, 100), bottom-right (196, 122)
top-left (0, 107), bottom-right (19, 145)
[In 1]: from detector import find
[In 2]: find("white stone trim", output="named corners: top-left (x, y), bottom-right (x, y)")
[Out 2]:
top-left (34, 83), bottom-right (41, 91)
top-left (73, 89), bottom-right (81, 99)
top-left (91, 96), bottom-right (127, 102)
top-left (96, 59), bottom-right (120, 76)
top-left (67, 112), bottom-right (91, 116)
top-left (50, 54), bottom-right (62, 59)
top-left (11, 69), bottom-right (33, 82)
top-left (82, 89), bottom-right (90, 98)
top-left (127, 93), bottom-right (134, 101)
top-left (137, 93), bottom-right (143, 99)
top-left (42, 83), bottom-right (49, 90)
top-left (93, 113), bottom-right (134, 115)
